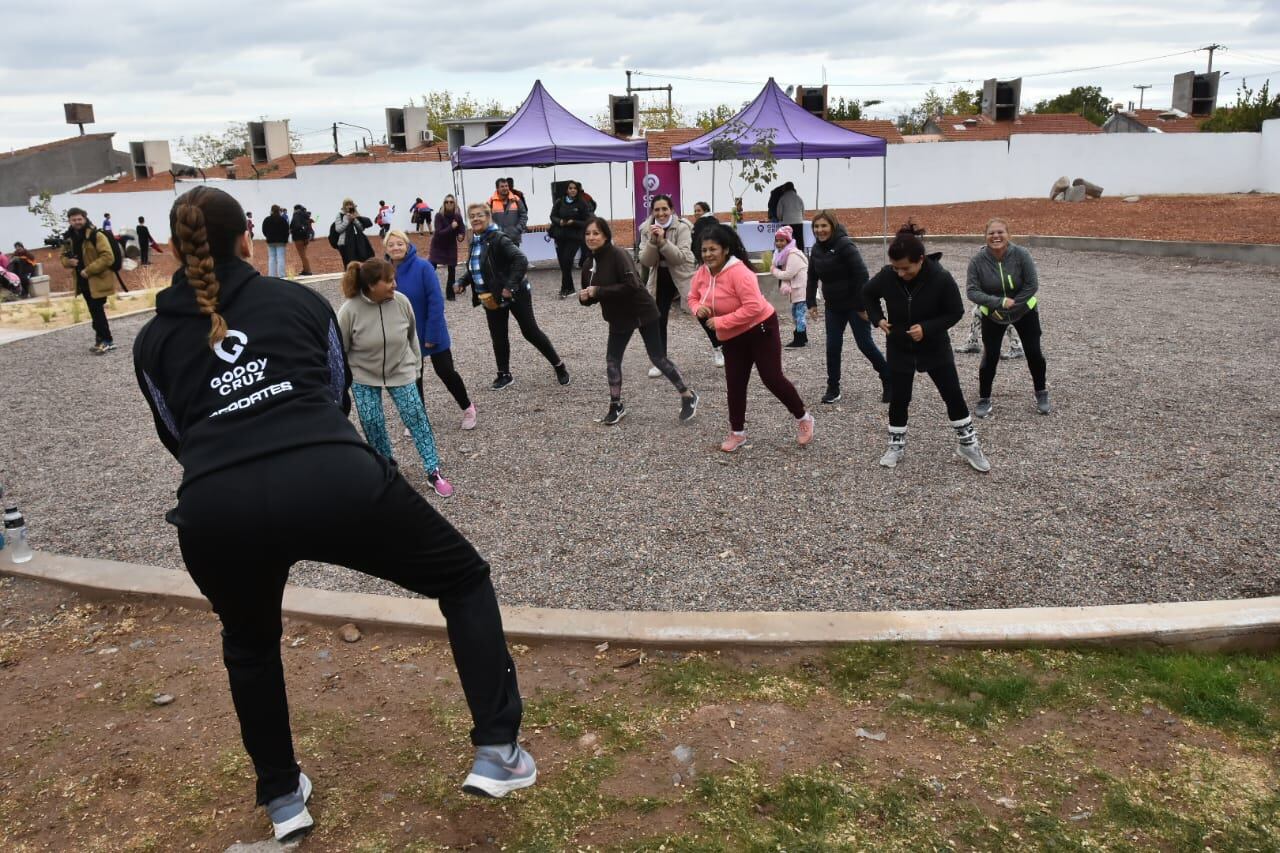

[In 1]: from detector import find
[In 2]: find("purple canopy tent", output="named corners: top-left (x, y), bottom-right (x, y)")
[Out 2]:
top-left (670, 79), bottom-right (890, 247)
top-left (451, 80), bottom-right (648, 222)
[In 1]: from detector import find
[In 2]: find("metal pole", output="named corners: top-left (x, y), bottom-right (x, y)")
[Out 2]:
top-left (815, 159), bottom-right (820, 209)
top-left (881, 156), bottom-right (888, 257)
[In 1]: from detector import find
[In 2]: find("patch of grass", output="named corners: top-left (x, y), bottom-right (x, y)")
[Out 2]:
top-left (824, 643), bottom-right (913, 698)
top-left (648, 654), bottom-right (820, 707)
top-left (525, 689), bottom-right (660, 750)
top-left (682, 765), bottom-right (948, 851)
top-left (507, 755), bottom-right (620, 852)
top-left (70, 299), bottom-right (83, 323)
top-left (1079, 649), bottom-right (1280, 738)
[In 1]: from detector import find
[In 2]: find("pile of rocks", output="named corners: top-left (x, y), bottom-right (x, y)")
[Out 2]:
top-left (1050, 175), bottom-right (1104, 202)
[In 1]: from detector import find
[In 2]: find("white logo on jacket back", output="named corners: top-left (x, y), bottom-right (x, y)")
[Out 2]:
top-left (213, 329), bottom-right (248, 364)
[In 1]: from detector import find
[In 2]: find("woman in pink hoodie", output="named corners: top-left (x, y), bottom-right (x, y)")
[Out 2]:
top-left (688, 224), bottom-right (813, 452)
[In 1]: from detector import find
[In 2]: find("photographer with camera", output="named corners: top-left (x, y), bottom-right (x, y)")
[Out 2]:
top-left (60, 207), bottom-right (117, 354)
top-left (330, 198), bottom-right (374, 265)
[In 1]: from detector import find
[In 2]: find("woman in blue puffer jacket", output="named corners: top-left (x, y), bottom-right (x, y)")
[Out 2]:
top-left (385, 230), bottom-right (476, 430)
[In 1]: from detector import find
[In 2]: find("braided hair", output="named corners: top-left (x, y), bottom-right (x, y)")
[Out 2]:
top-left (169, 186), bottom-right (246, 347)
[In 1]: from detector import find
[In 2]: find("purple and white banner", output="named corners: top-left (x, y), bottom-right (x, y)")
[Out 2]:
top-left (632, 161), bottom-right (682, 237)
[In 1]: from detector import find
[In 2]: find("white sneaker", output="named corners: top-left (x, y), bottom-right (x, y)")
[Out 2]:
top-left (266, 772), bottom-right (314, 841)
top-left (647, 366), bottom-right (662, 378)
top-left (956, 442), bottom-right (991, 473)
top-left (879, 445), bottom-right (905, 468)
top-left (713, 349), bottom-right (725, 368)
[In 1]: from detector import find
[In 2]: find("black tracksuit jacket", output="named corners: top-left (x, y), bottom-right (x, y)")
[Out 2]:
top-left (134, 259), bottom-right (362, 492)
top-left (862, 256), bottom-right (964, 373)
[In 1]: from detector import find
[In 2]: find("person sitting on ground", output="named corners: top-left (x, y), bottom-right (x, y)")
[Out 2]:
top-left (771, 225), bottom-right (809, 348)
top-left (7, 243), bottom-right (37, 297)
top-left (966, 217), bottom-right (1049, 417)
top-left (863, 222), bottom-right (991, 472)
top-left (133, 185), bottom-right (532, 842)
top-left (690, 224), bottom-right (814, 453)
top-left (579, 216), bottom-right (699, 425)
top-left (457, 203), bottom-right (570, 391)
top-left (338, 257), bottom-right (454, 498)
top-left (384, 229), bottom-right (477, 432)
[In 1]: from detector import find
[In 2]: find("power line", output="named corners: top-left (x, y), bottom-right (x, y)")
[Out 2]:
top-left (632, 48), bottom-right (1203, 91)
top-left (1229, 50), bottom-right (1280, 67)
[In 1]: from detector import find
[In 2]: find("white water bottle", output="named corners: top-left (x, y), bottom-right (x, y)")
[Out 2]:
top-left (3, 506), bottom-right (32, 564)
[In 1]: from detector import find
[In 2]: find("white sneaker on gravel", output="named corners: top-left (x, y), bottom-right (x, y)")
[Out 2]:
top-left (647, 366), bottom-right (662, 378)
top-left (713, 349), bottom-right (725, 368)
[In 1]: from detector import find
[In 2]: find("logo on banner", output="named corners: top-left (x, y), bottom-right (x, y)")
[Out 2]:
top-left (642, 174), bottom-right (661, 193)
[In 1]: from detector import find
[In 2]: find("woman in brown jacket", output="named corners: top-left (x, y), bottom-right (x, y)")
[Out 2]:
top-left (579, 217), bottom-right (699, 425)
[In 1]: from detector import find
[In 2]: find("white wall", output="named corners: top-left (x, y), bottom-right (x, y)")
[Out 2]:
top-left (1263, 119), bottom-right (1280, 194)
top-left (1, 130), bottom-right (1274, 248)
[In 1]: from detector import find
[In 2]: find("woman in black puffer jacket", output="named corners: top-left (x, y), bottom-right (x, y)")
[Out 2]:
top-left (805, 210), bottom-right (889, 405)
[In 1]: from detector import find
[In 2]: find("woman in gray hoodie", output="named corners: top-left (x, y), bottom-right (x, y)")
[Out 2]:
top-left (965, 218), bottom-right (1050, 417)
top-left (337, 257), bottom-right (453, 496)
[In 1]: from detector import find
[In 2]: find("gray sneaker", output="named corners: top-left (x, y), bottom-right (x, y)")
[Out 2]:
top-left (462, 743), bottom-right (537, 798)
top-left (1035, 389), bottom-right (1051, 415)
top-left (974, 398), bottom-right (992, 419)
top-left (879, 445), bottom-right (906, 468)
top-left (1002, 346), bottom-right (1024, 361)
top-left (954, 340), bottom-right (981, 354)
top-left (266, 772), bottom-right (313, 841)
top-left (956, 442), bottom-right (991, 473)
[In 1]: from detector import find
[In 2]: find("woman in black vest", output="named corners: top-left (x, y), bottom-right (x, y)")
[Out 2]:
top-left (548, 180), bottom-right (590, 297)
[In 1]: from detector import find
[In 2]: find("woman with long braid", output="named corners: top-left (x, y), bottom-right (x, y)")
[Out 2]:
top-left (133, 186), bottom-right (535, 843)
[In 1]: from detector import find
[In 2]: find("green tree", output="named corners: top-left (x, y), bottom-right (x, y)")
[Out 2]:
top-left (1200, 80), bottom-right (1280, 132)
top-left (947, 88), bottom-right (982, 115)
top-left (1034, 86), bottom-right (1111, 126)
top-left (709, 121), bottom-right (778, 218)
top-left (827, 97), bottom-right (863, 121)
top-left (27, 190), bottom-right (66, 244)
top-left (410, 91), bottom-right (510, 141)
top-left (177, 122), bottom-right (250, 168)
top-left (695, 104), bottom-right (740, 130)
top-left (897, 88), bottom-right (948, 134)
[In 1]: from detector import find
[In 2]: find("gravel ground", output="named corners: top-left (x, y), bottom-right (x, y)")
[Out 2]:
top-left (3, 247), bottom-right (1278, 612)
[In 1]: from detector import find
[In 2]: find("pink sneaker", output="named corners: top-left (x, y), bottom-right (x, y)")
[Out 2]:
top-left (796, 412), bottom-right (814, 446)
top-left (719, 432), bottom-right (748, 453)
top-left (427, 470), bottom-right (454, 498)
top-left (460, 404), bottom-right (477, 430)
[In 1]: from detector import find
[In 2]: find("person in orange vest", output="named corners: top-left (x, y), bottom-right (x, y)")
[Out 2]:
top-left (488, 178), bottom-right (527, 245)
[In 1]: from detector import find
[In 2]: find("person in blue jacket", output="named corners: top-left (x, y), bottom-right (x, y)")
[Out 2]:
top-left (385, 231), bottom-right (476, 430)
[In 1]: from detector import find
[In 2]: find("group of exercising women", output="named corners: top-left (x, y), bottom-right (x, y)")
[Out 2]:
top-left (132, 186), bottom-right (1048, 841)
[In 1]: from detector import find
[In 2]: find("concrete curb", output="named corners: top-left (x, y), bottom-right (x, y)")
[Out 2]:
top-left (6, 552), bottom-right (1279, 651)
top-left (0, 306), bottom-right (157, 346)
top-left (850, 234), bottom-right (1280, 266)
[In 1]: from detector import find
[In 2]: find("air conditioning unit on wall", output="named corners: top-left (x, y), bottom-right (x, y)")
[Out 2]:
top-left (420, 129), bottom-right (435, 143)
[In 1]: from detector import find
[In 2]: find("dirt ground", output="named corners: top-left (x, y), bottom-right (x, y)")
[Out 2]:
top-left (2, 575), bottom-right (1277, 852)
top-left (22, 193), bottom-right (1280, 296)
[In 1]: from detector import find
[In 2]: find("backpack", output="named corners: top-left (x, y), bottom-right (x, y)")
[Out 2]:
top-left (290, 211), bottom-right (311, 241)
top-left (96, 228), bottom-right (124, 272)
top-left (327, 221), bottom-right (340, 249)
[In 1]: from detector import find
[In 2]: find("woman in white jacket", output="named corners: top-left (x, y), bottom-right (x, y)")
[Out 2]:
top-left (771, 225), bottom-right (809, 348)
top-left (639, 195), bottom-right (723, 372)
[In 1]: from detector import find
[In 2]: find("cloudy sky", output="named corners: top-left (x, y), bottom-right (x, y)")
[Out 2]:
top-left (3, 0), bottom-right (1278, 156)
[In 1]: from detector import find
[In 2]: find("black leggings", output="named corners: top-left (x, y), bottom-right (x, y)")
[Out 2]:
top-left (484, 291), bottom-right (561, 375)
top-left (979, 310), bottom-right (1046, 397)
top-left (173, 443), bottom-right (521, 805)
top-left (436, 264), bottom-right (457, 300)
top-left (606, 320), bottom-right (687, 400)
top-left (417, 349), bottom-right (471, 411)
top-left (656, 272), bottom-right (720, 352)
top-left (556, 239), bottom-right (582, 293)
top-left (888, 360), bottom-right (970, 428)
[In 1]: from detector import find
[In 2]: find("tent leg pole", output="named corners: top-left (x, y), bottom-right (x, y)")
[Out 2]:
top-left (609, 162), bottom-right (614, 223)
top-left (815, 159), bottom-right (820, 209)
top-left (882, 157), bottom-right (888, 257)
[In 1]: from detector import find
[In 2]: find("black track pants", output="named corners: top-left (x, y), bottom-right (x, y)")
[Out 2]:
top-left (172, 443), bottom-right (521, 805)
